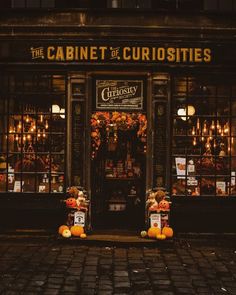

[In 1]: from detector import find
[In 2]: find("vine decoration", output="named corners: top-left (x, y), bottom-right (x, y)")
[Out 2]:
top-left (91, 112), bottom-right (147, 159)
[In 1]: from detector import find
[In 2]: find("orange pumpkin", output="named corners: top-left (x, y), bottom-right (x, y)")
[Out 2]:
top-left (156, 234), bottom-right (166, 240)
top-left (158, 199), bottom-right (170, 211)
top-left (70, 225), bottom-right (84, 237)
top-left (58, 225), bottom-right (69, 235)
top-left (147, 227), bottom-right (161, 239)
top-left (65, 198), bottom-right (77, 208)
top-left (162, 226), bottom-right (173, 238)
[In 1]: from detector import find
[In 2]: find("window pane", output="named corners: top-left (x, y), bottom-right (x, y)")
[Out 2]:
top-left (1, 73), bottom-right (66, 193)
top-left (107, 0), bottom-right (121, 8)
top-left (41, 0), bottom-right (55, 7)
top-left (26, 0), bottom-right (40, 8)
top-left (122, 0), bottom-right (135, 8)
top-left (204, 0), bottom-right (218, 10)
top-left (219, 0), bottom-right (233, 10)
top-left (137, 0), bottom-right (151, 8)
top-left (172, 75), bottom-right (235, 197)
top-left (12, 0), bottom-right (25, 8)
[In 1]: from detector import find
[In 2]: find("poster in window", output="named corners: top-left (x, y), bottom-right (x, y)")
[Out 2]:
top-left (175, 157), bottom-right (186, 179)
top-left (96, 79), bottom-right (143, 110)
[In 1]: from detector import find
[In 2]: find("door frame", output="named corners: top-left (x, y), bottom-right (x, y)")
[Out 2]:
top-left (85, 71), bottom-right (153, 230)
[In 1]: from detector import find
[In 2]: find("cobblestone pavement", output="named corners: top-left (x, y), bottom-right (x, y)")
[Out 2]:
top-left (0, 238), bottom-right (236, 295)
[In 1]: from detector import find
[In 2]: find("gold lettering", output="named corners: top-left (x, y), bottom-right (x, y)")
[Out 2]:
top-left (141, 47), bottom-right (150, 61)
top-left (157, 48), bottom-right (165, 61)
top-left (75, 46), bottom-right (79, 60)
top-left (80, 47), bottom-right (88, 60)
top-left (175, 48), bottom-right (180, 62)
top-left (204, 48), bottom-right (211, 62)
top-left (47, 46), bottom-right (55, 60)
top-left (123, 47), bottom-right (131, 60)
top-left (189, 48), bottom-right (193, 62)
top-left (152, 47), bottom-right (156, 61)
top-left (66, 46), bottom-right (74, 60)
top-left (56, 47), bottom-right (64, 61)
top-left (194, 48), bottom-right (202, 62)
top-left (167, 48), bottom-right (175, 62)
top-left (90, 46), bottom-right (98, 60)
top-left (99, 46), bottom-right (107, 60)
top-left (180, 48), bottom-right (189, 62)
top-left (132, 47), bottom-right (140, 61)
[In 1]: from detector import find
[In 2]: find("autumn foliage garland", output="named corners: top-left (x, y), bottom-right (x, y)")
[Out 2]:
top-left (91, 111), bottom-right (147, 159)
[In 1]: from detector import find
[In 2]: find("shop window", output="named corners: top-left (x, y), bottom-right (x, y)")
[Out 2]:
top-left (172, 76), bottom-right (236, 197)
top-left (0, 73), bottom-right (66, 193)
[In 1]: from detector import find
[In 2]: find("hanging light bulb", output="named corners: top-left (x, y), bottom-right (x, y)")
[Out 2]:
top-left (193, 137), bottom-right (197, 146)
top-left (15, 134), bottom-right (19, 141)
top-left (191, 126), bottom-right (195, 136)
top-left (23, 135), bottom-right (26, 142)
top-left (205, 138), bottom-right (211, 149)
top-left (203, 121), bottom-right (207, 134)
top-left (197, 118), bottom-right (200, 130)
top-left (40, 114), bottom-right (43, 123)
top-left (26, 115), bottom-right (30, 123)
top-left (224, 123), bottom-right (229, 134)
top-left (45, 120), bottom-right (49, 129)
top-left (209, 129), bottom-right (213, 140)
top-left (18, 121), bottom-right (22, 130)
top-left (27, 134), bottom-right (31, 140)
top-left (210, 120), bottom-right (215, 130)
top-left (43, 129), bottom-right (46, 138)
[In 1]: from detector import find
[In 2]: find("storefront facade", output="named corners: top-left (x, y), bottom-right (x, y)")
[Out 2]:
top-left (0, 7), bottom-right (236, 232)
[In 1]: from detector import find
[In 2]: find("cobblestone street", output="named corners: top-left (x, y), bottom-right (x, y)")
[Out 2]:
top-left (0, 238), bottom-right (236, 295)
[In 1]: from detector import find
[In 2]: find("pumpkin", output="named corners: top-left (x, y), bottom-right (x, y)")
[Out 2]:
top-left (65, 198), bottom-right (77, 208)
top-left (140, 230), bottom-right (147, 238)
top-left (80, 233), bottom-right (87, 239)
top-left (62, 229), bottom-right (71, 238)
top-left (156, 234), bottom-right (166, 240)
top-left (70, 225), bottom-right (84, 237)
top-left (162, 227), bottom-right (173, 238)
top-left (158, 199), bottom-right (170, 211)
top-left (147, 227), bottom-right (161, 239)
top-left (58, 225), bottom-right (69, 235)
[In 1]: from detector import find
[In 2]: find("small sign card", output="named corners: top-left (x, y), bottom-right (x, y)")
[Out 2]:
top-left (150, 213), bottom-right (161, 229)
top-left (74, 211), bottom-right (85, 227)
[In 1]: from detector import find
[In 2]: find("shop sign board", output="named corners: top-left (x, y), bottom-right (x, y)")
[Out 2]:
top-left (0, 41), bottom-right (217, 65)
top-left (96, 79), bottom-right (143, 110)
top-left (74, 211), bottom-right (85, 227)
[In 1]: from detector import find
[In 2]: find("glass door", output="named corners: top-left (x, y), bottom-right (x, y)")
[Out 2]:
top-left (90, 111), bottom-right (147, 229)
